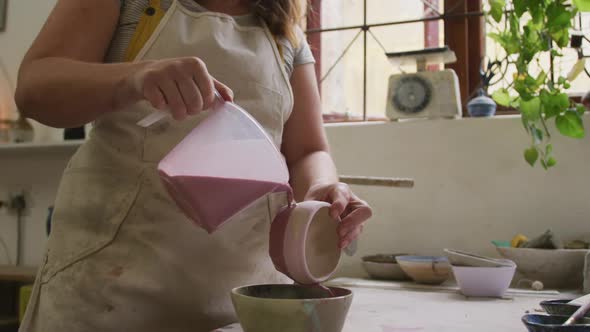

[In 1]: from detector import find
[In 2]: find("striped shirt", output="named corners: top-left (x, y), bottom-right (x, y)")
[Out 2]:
top-left (106, 0), bottom-right (315, 77)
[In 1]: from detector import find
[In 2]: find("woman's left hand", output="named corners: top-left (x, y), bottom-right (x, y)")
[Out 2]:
top-left (305, 183), bottom-right (372, 249)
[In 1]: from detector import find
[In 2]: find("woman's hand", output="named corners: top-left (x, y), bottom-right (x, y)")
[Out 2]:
top-left (305, 183), bottom-right (372, 249)
top-left (119, 57), bottom-right (234, 120)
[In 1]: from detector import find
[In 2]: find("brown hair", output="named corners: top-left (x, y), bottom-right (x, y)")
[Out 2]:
top-left (251, 0), bottom-right (308, 47)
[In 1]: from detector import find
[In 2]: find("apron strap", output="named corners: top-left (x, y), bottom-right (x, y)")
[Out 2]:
top-left (124, 0), bottom-right (165, 62)
top-left (124, 2), bottom-right (286, 65)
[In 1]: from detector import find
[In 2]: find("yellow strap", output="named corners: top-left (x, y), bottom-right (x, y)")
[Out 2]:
top-left (124, 0), bottom-right (165, 62)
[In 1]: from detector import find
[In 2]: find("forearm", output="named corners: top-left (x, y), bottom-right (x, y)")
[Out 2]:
top-left (289, 150), bottom-right (339, 202)
top-left (15, 58), bottom-right (147, 128)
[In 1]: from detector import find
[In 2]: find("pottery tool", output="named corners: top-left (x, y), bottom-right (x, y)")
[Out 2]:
top-left (563, 296), bottom-right (590, 326)
top-left (444, 248), bottom-right (514, 267)
top-left (569, 293), bottom-right (590, 306)
top-left (339, 176), bottom-right (414, 188)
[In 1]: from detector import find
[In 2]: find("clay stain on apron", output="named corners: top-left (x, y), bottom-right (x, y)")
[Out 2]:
top-left (109, 266), bottom-right (125, 277)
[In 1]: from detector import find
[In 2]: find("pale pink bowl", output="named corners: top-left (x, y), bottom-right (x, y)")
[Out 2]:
top-left (452, 260), bottom-right (516, 298)
top-left (270, 201), bottom-right (341, 285)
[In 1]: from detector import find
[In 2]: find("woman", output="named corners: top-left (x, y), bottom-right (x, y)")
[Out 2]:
top-left (16, 0), bottom-right (372, 331)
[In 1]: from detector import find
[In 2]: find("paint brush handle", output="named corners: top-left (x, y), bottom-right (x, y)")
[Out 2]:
top-left (564, 299), bottom-right (590, 325)
top-left (339, 176), bottom-right (414, 188)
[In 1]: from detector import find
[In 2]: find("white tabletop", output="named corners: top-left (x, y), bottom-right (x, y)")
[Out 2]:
top-left (214, 278), bottom-right (577, 332)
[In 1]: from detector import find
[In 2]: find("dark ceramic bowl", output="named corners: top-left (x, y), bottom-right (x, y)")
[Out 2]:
top-left (540, 300), bottom-right (590, 318)
top-left (522, 314), bottom-right (590, 332)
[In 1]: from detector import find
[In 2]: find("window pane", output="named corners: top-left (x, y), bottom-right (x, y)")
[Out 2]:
top-left (320, 30), bottom-right (364, 118)
top-left (367, 0), bottom-right (428, 25)
top-left (321, 0), bottom-right (364, 30)
top-left (317, 1), bottom-right (444, 119)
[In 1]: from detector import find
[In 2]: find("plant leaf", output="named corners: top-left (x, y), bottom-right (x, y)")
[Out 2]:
top-left (547, 157), bottom-right (557, 168)
top-left (513, 0), bottom-right (528, 17)
top-left (556, 110), bottom-right (585, 138)
top-left (525, 147), bottom-right (539, 167)
top-left (520, 97), bottom-right (541, 121)
top-left (574, 0), bottom-right (590, 11)
top-left (546, 143), bottom-right (553, 156)
top-left (540, 159), bottom-right (548, 170)
top-left (490, 0), bottom-right (506, 23)
top-left (532, 127), bottom-right (544, 144)
top-left (492, 88), bottom-right (512, 107)
top-left (577, 104), bottom-right (587, 116)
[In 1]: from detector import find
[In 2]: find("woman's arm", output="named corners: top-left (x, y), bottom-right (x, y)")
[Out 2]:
top-left (283, 64), bottom-right (372, 249)
top-left (282, 64), bottom-right (337, 200)
top-left (15, 0), bottom-right (131, 127)
top-left (16, 0), bottom-right (232, 128)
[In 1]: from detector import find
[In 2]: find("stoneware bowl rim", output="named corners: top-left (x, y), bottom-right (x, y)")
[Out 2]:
top-left (231, 284), bottom-right (353, 302)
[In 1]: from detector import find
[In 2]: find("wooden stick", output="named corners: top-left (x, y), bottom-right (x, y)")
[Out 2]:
top-left (339, 176), bottom-right (414, 188)
top-left (564, 298), bottom-right (590, 326)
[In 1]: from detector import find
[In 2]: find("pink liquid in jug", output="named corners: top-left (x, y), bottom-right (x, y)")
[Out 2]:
top-left (160, 173), bottom-right (292, 233)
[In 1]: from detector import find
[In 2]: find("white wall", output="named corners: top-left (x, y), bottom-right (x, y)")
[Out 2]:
top-left (0, 0), bottom-right (62, 142)
top-left (331, 117), bottom-right (590, 277)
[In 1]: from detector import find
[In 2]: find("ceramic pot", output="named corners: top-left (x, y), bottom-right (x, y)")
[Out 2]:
top-left (231, 284), bottom-right (352, 332)
top-left (270, 201), bottom-right (341, 285)
top-left (452, 261), bottom-right (516, 298)
top-left (467, 90), bottom-right (496, 117)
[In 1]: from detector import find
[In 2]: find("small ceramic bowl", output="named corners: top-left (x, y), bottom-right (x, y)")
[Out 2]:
top-left (452, 260), bottom-right (516, 298)
top-left (270, 201), bottom-right (341, 285)
top-left (396, 256), bottom-right (451, 285)
top-left (540, 300), bottom-right (590, 318)
top-left (231, 284), bottom-right (353, 332)
top-left (362, 254), bottom-right (410, 281)
top-left (521, 314), bottom-right (590, 332)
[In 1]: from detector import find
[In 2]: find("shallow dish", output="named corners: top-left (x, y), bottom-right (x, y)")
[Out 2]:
top-left (540, 300), bottom-right (590, 318)
top-left (361, 254), bottom-right (410, 280)
top-left (396, 256), bottom-right (451, 285)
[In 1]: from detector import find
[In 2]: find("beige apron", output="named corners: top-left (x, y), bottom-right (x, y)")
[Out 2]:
top-left (20, 1), bottom-right (294, 331)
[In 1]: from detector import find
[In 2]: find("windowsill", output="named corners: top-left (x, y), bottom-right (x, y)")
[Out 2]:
top-left (323, 112), bottom-right (590, 127)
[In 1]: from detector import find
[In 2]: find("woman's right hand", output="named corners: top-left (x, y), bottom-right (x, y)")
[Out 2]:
top-left (120, 57), bottom-right (234, 120)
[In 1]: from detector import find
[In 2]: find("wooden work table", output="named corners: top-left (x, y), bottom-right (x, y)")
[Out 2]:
top-left (216, 278), bottom-right (579, 332)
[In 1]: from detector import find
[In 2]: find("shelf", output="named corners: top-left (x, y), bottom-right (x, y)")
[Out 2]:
top-left (0, 140), bottom-right (84, 152)
top-left (0, 265), bottom-right (37, 282)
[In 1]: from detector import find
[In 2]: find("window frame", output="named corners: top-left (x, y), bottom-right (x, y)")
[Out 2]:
top-left (305, 0), bottom-right (497, 121)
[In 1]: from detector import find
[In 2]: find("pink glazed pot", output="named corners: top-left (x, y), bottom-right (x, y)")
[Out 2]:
top-left (270, 201), bottom-right (342, 285)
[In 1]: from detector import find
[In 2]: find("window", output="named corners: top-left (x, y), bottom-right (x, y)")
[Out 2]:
top-left (306, 0), bottom-right (485, 122)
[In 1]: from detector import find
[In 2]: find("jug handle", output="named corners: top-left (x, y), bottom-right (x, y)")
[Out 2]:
top-left (136, 90), bottom-right (225, 128)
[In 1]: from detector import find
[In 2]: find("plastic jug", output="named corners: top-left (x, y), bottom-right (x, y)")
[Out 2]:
top-left (152, 96), bottom-right (342, 285)
top-left (157, 97), bottom-right (292, 234)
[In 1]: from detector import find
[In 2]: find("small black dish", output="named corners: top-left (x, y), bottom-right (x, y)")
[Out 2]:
top-left (540, 300), bottom-right (590, 318)
top-left (522, 314), bottom-right (590, 332)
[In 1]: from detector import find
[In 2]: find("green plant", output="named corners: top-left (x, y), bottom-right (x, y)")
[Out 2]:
top-left (487, 0), bottom-right (586, 169)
